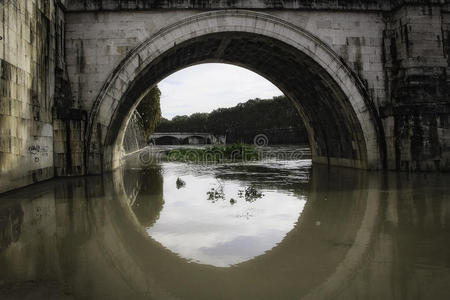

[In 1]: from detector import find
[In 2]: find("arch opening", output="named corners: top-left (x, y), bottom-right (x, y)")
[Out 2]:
top-left (183, 136), bottom-right (208, 145)
top-left (86, 11), bottom-right (384, 172)
top-left (152, 136), bottom-right (181, 146)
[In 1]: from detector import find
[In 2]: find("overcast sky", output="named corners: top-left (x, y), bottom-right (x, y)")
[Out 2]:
top-left (158, 63), bottom-right (283, 119)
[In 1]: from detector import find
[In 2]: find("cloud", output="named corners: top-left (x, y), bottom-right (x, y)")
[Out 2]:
top-left (146, 168), bottom-right (305, 267)
top-left (159, 63), bottom-right (283, 119)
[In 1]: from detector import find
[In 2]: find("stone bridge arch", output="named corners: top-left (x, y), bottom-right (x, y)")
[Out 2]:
top-left (152, 135), bottom-right (181, 145)
top-left (182, 135), bottom-right (210, 145)
top-left (86, 10), bottom-right (386, 173)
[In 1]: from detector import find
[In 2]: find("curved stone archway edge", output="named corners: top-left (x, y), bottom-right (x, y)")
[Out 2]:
top-left (86, 10), bottom-right (385, 173)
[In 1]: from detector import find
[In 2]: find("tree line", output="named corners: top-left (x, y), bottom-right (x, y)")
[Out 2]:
top-left (155, 95), bottom-right (308, 144)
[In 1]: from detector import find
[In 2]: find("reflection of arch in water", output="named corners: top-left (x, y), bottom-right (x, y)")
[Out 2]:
top-left (3, 170), bottom-right (450, 299)
top-left (122, 169), bottom-right (144, 206)
top-left (0, 166), bottom-right (384, 299)
top-left (302, 167), bottom-right (383, 299)
top-left (129, 167), bottom-right (165, 228)
top-left (76, 165), bottom-right (383, 299)
top-left (0, 203), bottom-right (23, 251)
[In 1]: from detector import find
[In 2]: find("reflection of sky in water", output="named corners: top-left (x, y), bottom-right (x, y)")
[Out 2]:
top-left (146, 161), bottom-right (306, 267)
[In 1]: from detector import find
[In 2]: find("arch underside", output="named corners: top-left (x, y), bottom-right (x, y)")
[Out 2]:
top-left (87, 12), bottom-right (383, 172)
top-left (106, 33), bottom-right (370, 168)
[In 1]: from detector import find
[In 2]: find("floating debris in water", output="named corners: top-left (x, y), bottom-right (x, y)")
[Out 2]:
top-left (206, 182), bottom-right (263, 204)
top-left (176, 177), bottom-right (186, 189)
top-left (238, 186), bottom-right (264, 202)
top-left (207, 185), bottom-right (225, 202)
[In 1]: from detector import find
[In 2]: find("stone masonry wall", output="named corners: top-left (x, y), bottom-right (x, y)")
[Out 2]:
top-left (2, 1), bottom-right (450, 194)
top-left (382, 4), bottom-right (450, 171)
top-left (65, 0), bottom-right (393, 11)
top-left (64, 10), bottom-right (387, 117)
top-left (0, 0), bottom-right (56, 193)
top-left (64, 4), bottom-right (450, 171)
top-left (53, 0), bottom-right (86, 177)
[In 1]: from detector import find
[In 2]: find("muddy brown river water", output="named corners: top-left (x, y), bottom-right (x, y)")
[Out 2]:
top-left (1, 146), bottom-right (449, 299)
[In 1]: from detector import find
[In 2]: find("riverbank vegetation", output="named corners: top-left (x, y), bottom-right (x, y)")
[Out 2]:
top-left (167, 144), bottom-right (260, 162)
top-left (156, 96), bottom-right (308, 144)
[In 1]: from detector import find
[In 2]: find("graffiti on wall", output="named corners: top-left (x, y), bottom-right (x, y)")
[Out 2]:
top-left (28, 145), bottom-right (49, 163)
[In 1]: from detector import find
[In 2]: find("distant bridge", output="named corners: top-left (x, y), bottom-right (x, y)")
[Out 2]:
top-left (149, 133), bottom-right (226, 145)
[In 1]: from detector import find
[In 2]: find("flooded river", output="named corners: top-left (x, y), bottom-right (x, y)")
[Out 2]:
top-left (0, 146), bottom-right (449, 299)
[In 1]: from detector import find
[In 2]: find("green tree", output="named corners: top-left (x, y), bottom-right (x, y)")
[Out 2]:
top-left (155, 95), bottom-right (308, 144)
top-left (136, 86), bottom-right (161, 140)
